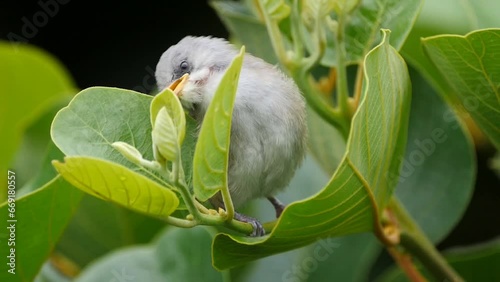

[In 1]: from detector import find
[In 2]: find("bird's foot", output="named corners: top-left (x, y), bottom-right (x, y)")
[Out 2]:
top-left (234, 212), bottom-right (265, 237)
top-left (267, 196), bottom-right (286, 218)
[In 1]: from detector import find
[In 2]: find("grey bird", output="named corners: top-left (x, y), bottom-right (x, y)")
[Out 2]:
top-left (155, 36), bottom-right (307, 236)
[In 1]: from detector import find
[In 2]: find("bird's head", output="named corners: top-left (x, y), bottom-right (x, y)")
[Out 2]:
top-left (155, 36), bottom-right (238, 112)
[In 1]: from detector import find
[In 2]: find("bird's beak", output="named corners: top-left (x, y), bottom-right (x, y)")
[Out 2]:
top-left (168, 73), bottom-right (189, 97)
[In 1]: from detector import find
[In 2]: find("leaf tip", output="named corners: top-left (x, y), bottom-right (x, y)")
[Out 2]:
top-left (380, 29), bottom-right (392, 44)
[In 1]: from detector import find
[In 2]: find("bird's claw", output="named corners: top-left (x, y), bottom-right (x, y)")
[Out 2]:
top-left (234, 212), bottom-right (265, 237)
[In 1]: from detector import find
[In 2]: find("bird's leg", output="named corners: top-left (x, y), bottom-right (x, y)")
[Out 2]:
top-left (267, 196), bottom-right (286, 218)
top-left (210, 194), bottom-right (265, 237)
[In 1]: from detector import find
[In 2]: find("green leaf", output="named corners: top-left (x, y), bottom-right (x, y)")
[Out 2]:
top-left (395, 69), bottom-right (475, 243)
top-left (376, 238), bottom-right (500, 281)
top-left (0, 176), bottom-right (83, 282)
top-left (422, 28), bottom-right (500, 150)
top-left (51, 87), bottom-right (154, 168)
top-left (0, 42), bottom-right (75, 196)
top-left (322, 0), bottom-right (423, 66)
top-left (211, 30), bottom-right (412, 269)
top-left (53, 156), bottom-right (179, 217)
top-left (75, 228), bottom-right (223, 282)
top-left (192, 46), bottom-right (245, 202)
top-left (302, 0), bottom-right (336, 22)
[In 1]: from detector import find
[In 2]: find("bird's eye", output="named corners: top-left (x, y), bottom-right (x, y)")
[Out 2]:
top-left (179, 61), bottom-right (189, 72)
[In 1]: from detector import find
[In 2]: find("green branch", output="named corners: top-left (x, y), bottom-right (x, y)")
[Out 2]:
top-left (389, 198), bottom-right (464, 282)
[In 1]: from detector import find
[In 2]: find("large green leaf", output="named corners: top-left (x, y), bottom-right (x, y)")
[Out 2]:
top-left (395, 69), bottom-right (475, 243)
top-left (211, 30), bottom-right (411, 269)
top-left (50, 87), bottom-right (197, 205)
top-left (75, 228), bottom-right (223, 282)
top-left (53, 156), bottom-right (179, 217)
top-left (304, 234), bottom-right (381, 282)
top-left (0, 42), bottom-right (75, 197)
top-left (376, 238), bottom-right (500, 281)
top-left (192, 46), bottom-right (245, 202)
top-left (401, 0), bottom-right (499, 107)
top-left (0, 176), bottom-right (83, 282)
top-left (51, 87), bottom-right (154, 168)
top-left (422, 28), bottom-right (500, 150)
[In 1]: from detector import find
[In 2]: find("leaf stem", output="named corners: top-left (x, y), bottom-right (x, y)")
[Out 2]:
top-left (221, 188), bottom-right (235, 222)
top-left (163, 215), bottom-right (197, 228)
top-left (333, 14), bottom-right (352, 121)
top-left (290, 0), bottom-right (304, 64)
top-left (254, 0), bottom-right (289, 65)
top-left (389, 198), bottom-right (464, 282)
top-left (387, 246), bottom-right (427, 282)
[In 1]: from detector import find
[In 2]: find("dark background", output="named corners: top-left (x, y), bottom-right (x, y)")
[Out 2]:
top-left (2, 0), bottom-right (499, 253)
top-left (0, 0), bottom-right (228, 93)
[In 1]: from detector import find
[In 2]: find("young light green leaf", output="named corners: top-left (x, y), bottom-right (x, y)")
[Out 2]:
top-left (422, 28), bottom-right (500, 150)
top-left (53, 156), bottom-right (180, 217)
top-left (211, 29), bottom-right (411, 269)
top-left (112, 141), bottom-right (144, 165)
top-left (192, 46), bottom-right (245, 202)
top-left (152, 107), bottom-right (179, 162)
top-left (150, 87), bottom-right (186, 146)
top-left (395, 70), bottom-right (475, 243)
top-left (332, 0), bottom-right (361, 15)
top-left (302, 0), bottom-right (336, 23)
top-left (258, 0), bottom-right (291, 21)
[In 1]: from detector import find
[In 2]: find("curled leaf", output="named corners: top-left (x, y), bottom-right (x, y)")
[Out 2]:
top-left (150, 87), bottom-right (186, 146)
top-left (152, 107), bottom-right (179, 162)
